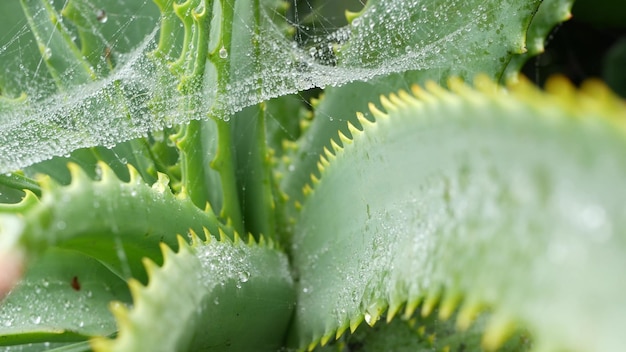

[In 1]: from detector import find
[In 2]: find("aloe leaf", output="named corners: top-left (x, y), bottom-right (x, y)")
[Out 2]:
top-left (0, 162), bottom-right (224, 285)
top-left (504, 0), bottom-right (575, 81)
top-left (0, 248), bottom-right (131, 346)
top-left (91, 234), bottom-right (295, 352)
top-left (19, 0), bottom-right (94, 89)
top-left (289, 77), bottom-right (626, 351)
top-left (232, 104), bottom-right (277, 240)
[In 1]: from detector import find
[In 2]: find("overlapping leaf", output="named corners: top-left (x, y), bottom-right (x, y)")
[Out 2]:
top-left (289, 76), bottom-right (626, 351)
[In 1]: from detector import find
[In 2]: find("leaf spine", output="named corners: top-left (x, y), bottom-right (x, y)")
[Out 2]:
top-left (379, 94), bottom-right (397, 112)
top-left (368, 102), bottom-right (388, 119)
top-left (481, 313), bottom-right (516, 351)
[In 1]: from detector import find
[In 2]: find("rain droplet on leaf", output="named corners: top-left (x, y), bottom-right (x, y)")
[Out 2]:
top-left (219, 46), bottom-right (228, 59)
top-left (96, 9), bottom-right (108, 23)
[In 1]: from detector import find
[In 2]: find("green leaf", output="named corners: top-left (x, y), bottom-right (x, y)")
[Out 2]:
top-left (0, 248), bottom-right (131, 346)
top-left (289, 76), bottom-right (626, 351)
top-left (504, 0), bottom-right (575, 81)
top-left (0, 162), bottom-right (225, 284)
top-left (91, 235), bottom-right (295, 352)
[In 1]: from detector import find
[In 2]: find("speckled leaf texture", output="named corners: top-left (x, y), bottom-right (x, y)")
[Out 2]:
top-left (289, 77), bottom-right (626, 351)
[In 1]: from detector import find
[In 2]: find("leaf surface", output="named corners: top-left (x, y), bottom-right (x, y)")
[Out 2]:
top-left (289, 77), bottom-right (626, 351)
top-left (91, 235), bottom-right (295, 352)
top-left (0, 248), bottom-right (130, 346)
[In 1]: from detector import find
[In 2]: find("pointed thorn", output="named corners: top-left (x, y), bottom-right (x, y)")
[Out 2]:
top-left (126, 164), bottom-right (142, 184)
top-left (403, 297), bottom-right (421, 320)
top-left (202, 227), bottom-right (212, 243)
top-left (482, 314), bottom-right (516, 351)
top-left (320, 332), bottom-right (332, 346)
top-left (439, 291), bottom-right (461, 320)
top-left (347, 121), bottom-right (361, 138)
top-left (421, 290), bottom-right (440, 317)
top-left (338, 130), bottom-right (352, 145)
top-left (379, 94), bottom-right (396, 112)
top-left (336, 321), bottom-right (349, 339)
top-left (456, 301), bottom-right (482, 331)
top-left (302, 183), bottom-right (313, 196)
top-left (349, 314), bottom-right (364, 333)
top-left (368, 102), bottom-right (388, 119)
top-left (323, 146), bottom-right (336, 160)
top-left (388, 92), bottom-right (406, 107)
top-left (127, 278), bottom-right (145, 299)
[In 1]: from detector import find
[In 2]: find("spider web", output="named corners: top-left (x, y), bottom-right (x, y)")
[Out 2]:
top-left (0, 0), bottom-right (537, 173)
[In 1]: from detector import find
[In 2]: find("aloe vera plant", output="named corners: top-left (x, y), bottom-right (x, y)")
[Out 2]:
top-left (1, 0), bottom-right (625, 351)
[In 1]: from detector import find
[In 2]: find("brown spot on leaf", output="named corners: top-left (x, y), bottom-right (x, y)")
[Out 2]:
top-left (71, 276), bottom-right (80, 291)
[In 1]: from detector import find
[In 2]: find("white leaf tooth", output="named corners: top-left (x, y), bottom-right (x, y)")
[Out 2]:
top-left (379, 94), bottom-right (396, 112)
top-left (456, 299), bottom-right (483, 331)
top-left (356, 111), bottom-right (375, 128)
top-left (337, 129), bottom-right (352, 145)
top-left (95, 161), bottom-right (116, 183)
top-left (330, 138), bottom-right (343, 154)
top-left (346, 121), bottom-right (361, 139)
top-left (67, 162), bottom-right (91, 184)
top-left (481, 313), bottom-right (516, 351)
top-left (335, 320), bottom-right (349, 339)
top-left (421, 289), bottom-right (441, 317)
top-left (410, 84), bottom-right (436, 103)
top-left (349, 314), bottom-right (364, 333)
top-left (397, 89), bottom-right (419, 106)
top-left (323, 146), bottom-right (336, 161)
top-left (126, 163), bottom-right (142, 185)
top-left (388, 92), bottom-right (406, 108)
top-left (439, 290), bottom-right (462, 320)
top-left (368, 102), bottom-right (388, 119)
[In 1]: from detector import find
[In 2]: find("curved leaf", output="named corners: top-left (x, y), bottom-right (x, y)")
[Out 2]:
top-left (0, 248), bottom-right (131, 346)
top-left (0, 162), bottom-right (225, 286)
top-left (91, 234), bottom-right (295, 352)
top-left (289, 76), bottom-right (626, 351)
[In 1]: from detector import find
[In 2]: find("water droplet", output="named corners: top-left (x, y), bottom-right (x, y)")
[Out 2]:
top-left (96, 9), bottom-right (108, 23)
top-left (219, 46), bottom-right (228, 59)
top-left (239, 271), bottom-right (250, 283)
top-left (31, 315), bottom-right (42, 324)
top-left (43, 47), bottom-right (52, 60)
top-left (364, 313), bottom-right (372, 324)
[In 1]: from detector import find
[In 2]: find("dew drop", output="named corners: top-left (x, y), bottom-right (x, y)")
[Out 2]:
top-left (219, 46), bottom-right (228, 59)
top-left (96, 9), bottom-right (108, 23)
top-left (239, 271), bottom-right (250, 283)
top-left (364, 312), bottom-right (372, 325)
top-left (43, 47), bottom-right (52, 60)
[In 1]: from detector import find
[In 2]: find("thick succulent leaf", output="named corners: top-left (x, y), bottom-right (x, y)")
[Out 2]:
top-left (0, 248), bottom-right (131, 346)
top-left (279, 0), bottom-right (573, 227)
top-left (289, 76), bottom-right (626, 351)
top-left (0, 162), bottom-right (225, 286)
top-left (503, 0), bottom-right (575, 81)
top-left (91, 234), bottom-right (295, 352)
